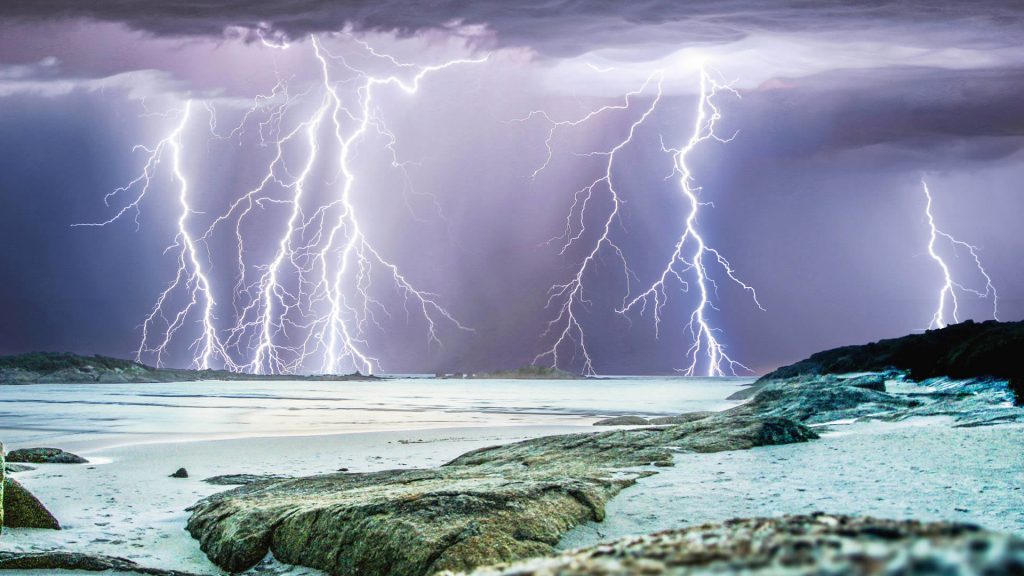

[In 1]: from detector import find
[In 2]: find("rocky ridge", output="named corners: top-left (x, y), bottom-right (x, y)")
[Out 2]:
top-left (185, 415), bottom-right (815, 575)
top-left (449, 514), bottom-right (1024, 575)
top-left (757, 320), bottom-right (1024, 404)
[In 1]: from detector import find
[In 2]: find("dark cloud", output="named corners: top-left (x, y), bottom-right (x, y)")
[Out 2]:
top-left (731, 66), bottom-right (1024, 162)
top-left (3, 1), bottom-right (1024, 57)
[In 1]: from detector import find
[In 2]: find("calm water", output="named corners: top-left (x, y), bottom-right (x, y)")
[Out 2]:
top-left (0, 376), bottom-right (748, 451)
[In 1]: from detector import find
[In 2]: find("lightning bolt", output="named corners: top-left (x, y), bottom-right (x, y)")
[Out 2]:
top-left (525, 72), bottom-right (664, 375)
top-left (79, 35), bottom-right (483, 374)
top-left (525, 66), bottom-right (761, 376)
top-left (73, 102), bottom-right (236, 370)
top-left (620, 67), bottom-right (763, 377)
top-left (920, 179), bottom-right (998, 329)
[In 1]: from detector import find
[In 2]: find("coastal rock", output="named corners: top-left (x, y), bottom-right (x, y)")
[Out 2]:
top-left (730, 372), bottom-right (1022, 427)
top-left (842, 373), bottom-right (888, 391)
top-left (4, 463), bottom-right (36, 473)
top-left (649, 411), bottom-right (714, 425)
top-left (170, 468), bottom-right (189, 478)
top-left (0, 551), bottom-right (201, 575)
top-left (726, 375), bottom-right (918, 424)
top-left (3, 477), bottom-right (60, 529)
top-left (202, 473), bottom-right (291, 486)
top-left (186, 414), bottom-right (816, 575)
top-left (757, 319), bottom-right (1024, 404)
top-left (449, 514), bottom-right (1024, 575)
top-left (593, 416), bottom-right (650, 426)
top-left (6, 447), bottom-right (88, 464)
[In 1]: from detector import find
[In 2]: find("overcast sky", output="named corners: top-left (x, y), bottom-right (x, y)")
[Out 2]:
top-left (0, 1), bottom-right (1021, 375)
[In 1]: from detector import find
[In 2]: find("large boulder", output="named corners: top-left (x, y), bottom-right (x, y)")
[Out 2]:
top-left (186, 414), bottom-right (816, 576)
top-left (448, 514), bottom-right (1024, 575)
top-left (3, 477), bottom-right (60, 529)
top-left (6, 447), bottom-right (88, 464)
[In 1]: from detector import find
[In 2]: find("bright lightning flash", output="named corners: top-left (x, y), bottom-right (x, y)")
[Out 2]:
top-left (920, 179), bottom-right (998, 330)
top-left (79, 36), bottom-right (483, 375)
top-left (620, 68), bottom-right (763, 377)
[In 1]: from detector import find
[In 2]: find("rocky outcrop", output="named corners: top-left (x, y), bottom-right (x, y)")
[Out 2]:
top-left (3, 477), bottom-right (60, 529)
top-left (758, 319), bottom-right (1024, 404)
top-left (593, 416), bottom-right (650, 426)
top-left (726, 372), bottom-right (1022, 427)
top-left (202, 473), bottom-right (292, 486)
top-left (449, 514), bottom-right (1024, 575)
top-left (4, 463), bottom-right (35, 473)
top-left (186, 415), bottom-right (816, 575)
top-left (169, 468), bottom-right (189, 478)
top-left (724, 374), bottom-right (918, 424)
top-left (0, 351), bottom-right (379, 385)
top-left (0, 551), bottom-right (201, 575)
top-left (594, 412), bottom-right (715, 427)
top-left (7, 447), bottom-right (88, 464)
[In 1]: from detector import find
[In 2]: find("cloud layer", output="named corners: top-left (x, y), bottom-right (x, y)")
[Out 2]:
top-left (4, 1), bottom-right (1024, 58)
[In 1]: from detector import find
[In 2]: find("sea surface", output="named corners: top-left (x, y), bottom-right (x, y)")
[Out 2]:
top-left (0, 376), bottom-right (749, 451)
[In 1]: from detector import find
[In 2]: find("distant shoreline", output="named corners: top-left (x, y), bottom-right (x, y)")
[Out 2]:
top-left (0, 352), bottom-right (379, 385)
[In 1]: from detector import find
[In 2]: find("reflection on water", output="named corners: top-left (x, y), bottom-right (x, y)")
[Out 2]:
top-left (0, 376), bottom-right (748, 450)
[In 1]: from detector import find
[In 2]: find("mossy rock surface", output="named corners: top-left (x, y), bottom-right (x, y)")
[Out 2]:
top-left (186, 414), bottom-right (816, 575)
top-left (0, 551), bottom-right (200, 575)
top-left (3, 477), bottom-right (60, 529)
top-left (6, 447), bottom-right (88, 464)
top-left (447, 514), bottom-right (1024, 575)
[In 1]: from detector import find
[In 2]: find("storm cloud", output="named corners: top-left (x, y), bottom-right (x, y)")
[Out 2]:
top-left (3, 1), bottom-right (1024, 59)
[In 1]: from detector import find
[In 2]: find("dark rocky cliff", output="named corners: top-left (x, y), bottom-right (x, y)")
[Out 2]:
top-left (759, 320), bottom-right (1024, 404)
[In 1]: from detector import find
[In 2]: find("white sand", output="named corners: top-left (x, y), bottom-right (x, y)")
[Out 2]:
top-left (560, 418), bottom-right (1024, 550)
top-left (2, 425), bottom-right (590, 575)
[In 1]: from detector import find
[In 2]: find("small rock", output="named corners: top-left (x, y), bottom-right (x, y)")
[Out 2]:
top-left (649, 412), bottom-right (715, 425)
top-left (170, 468), bottom-right (189, 478)
top-left (593, 416), bottom-right (651, 426)
top-left (3, 477), bottom-right (61, 529)
top-left (202, 474), bottom-right (289, 486)
top-left (4, 463), bottom-right (36, 474)
top-left (6, 448), bottom-right (88, 464)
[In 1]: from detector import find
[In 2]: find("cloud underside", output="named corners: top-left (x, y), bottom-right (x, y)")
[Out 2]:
top-left (3, 1), bottom-right (1024, 56)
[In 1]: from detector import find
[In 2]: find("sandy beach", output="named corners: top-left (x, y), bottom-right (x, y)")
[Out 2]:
top-left (0, 377), bottom-right (746, 575)
top-left (3, 375), bottom-right (1023, 575)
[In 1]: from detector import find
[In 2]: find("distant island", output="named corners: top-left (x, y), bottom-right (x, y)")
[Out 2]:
top-left (436, 365), bottom-right (586, 380)
top-left (0, 352), bottom-right (379, 384)
top-left (755, 319), bottom-right (1023, 404)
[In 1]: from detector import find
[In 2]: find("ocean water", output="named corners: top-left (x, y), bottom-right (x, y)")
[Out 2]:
top-left (0, 376), bottom-right (749, 451)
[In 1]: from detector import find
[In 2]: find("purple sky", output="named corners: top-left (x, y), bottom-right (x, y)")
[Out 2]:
top-left (0, 2), bottom-right (1022, 375)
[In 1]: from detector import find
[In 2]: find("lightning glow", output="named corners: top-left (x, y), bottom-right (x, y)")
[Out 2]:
top-left (920, 179), bottom-right (998, 330)
top-left (525, 72), bottom-right (663, 376)
top-left (79, 35), bottom-right (483, 374)
top-left (620, 68), bottom-right (763, 377)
